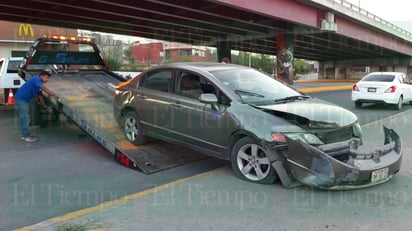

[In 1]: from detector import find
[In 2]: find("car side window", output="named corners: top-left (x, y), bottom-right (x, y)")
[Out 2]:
top-left (140, 71), bottom-right (171, 92)
top-left (176, 71), bottom-right (231, 105)
top-left (177, 72), bottom-right (204, 98)
top-left (402, 75), bottom-right (410, 84)
top-left (406, 76), bottom-right (411, 84)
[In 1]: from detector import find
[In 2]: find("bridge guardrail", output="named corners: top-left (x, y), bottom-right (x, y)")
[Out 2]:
top-left (309, 0), bottom-right (412, 42)
top-left (336, 0), bottom-right (412, 37)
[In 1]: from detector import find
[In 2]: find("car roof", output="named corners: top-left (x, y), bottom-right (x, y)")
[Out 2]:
top-left (367, 72), bottom-right (403, 75)
top-left (10, 57), bottom-right (23, 60)
top-left (1, 57), bottom-right (23, 61)
top-left (157, 62), bottom-right (249, 72)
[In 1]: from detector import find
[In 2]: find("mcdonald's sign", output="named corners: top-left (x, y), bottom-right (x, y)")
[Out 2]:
top-left (18, 24), bottom-right (34, 37)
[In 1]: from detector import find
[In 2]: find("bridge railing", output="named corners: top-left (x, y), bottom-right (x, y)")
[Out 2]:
top-left (335, 0), bottom-right (412, 37)
top-left (311, 0), bottom-right (412, 41)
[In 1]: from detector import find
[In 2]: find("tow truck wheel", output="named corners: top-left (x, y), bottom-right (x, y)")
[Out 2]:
top-left (230, 137), bottom-right (277, 184)
top-left (124, 111), bottom-right (147, 145)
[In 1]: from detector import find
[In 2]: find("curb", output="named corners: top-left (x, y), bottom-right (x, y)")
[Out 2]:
top-left (296, 79), bottom-right (359, 83)
top-left (299, 85), bottom-right (353, 93)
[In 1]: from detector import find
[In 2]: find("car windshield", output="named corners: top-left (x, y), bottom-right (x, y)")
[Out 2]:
top-left (362, 74), bottom-right (395, 82)
top-left (211, 68), bottom-right (303, 105)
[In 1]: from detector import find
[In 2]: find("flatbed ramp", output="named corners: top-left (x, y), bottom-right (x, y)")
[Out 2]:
top-left (46, 72), bottom-right (208, 174)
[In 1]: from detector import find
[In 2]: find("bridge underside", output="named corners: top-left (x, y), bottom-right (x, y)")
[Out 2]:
top-left (0, 0), bottom-right (411, 62)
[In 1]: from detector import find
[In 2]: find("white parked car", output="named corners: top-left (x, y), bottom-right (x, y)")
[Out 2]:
top-left (351, 72), bottom-right (412, 110)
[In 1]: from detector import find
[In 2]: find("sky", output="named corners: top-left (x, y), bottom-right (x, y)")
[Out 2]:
top-left (346, 0), bottom-right (412, 21)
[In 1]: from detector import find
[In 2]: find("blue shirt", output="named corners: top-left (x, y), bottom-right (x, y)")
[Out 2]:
top-left (15, 76), bottom-right (43, 102)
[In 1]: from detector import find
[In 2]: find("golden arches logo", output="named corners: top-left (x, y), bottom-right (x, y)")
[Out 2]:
top-left (18, 24), bottom-right (34, 37)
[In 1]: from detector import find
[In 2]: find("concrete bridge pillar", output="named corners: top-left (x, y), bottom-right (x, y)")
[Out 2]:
top-left (216, 41), bottom-right (231, 63)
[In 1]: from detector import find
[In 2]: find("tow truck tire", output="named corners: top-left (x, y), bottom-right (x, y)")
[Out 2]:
top-left (230, 137), bottom-right (277, 184)
top-left (124, 111), bottom-right (147, 145)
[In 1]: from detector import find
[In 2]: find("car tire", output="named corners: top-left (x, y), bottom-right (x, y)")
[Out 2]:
top-left (124, 111), bottom-right (147, 145)
top-left (355, 102), bottom-right (362, 108)
top-left (230, 137), bottom-right (277, 184)
top-left (394, 96), bottom-right (403, 110)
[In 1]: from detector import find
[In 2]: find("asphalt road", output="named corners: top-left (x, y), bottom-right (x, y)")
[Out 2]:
top-left (310, 90), bottom-right (412, 125)
top-left (1, 89), bottom-right (410, 231)
top-left (0, 106), bottom-right (227, 231)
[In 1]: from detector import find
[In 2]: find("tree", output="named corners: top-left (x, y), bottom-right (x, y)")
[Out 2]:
top-left (232, 52), bottom-right (275, 75)
top-left (294, 59), bottom-right (311, 75)
top-left (105, 57), bottom-right (121, 70)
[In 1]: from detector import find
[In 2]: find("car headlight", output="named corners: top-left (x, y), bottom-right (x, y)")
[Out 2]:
top-left (271, 132), bottom-right (324, 145)
top-left (353, 122), bottom-right (362, 138)
top-left (286, 133), bottom-right (324, 145)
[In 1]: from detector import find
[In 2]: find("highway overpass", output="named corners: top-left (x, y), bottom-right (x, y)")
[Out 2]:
top-left (1, 0), bottom-right (411, 81)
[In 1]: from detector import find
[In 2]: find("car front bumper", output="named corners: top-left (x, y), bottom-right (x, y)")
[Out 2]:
top-left (276, 126), bottom-right (402, 190)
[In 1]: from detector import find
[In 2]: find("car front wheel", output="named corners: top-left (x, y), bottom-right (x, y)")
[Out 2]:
top-left (230, 137), bottom-right (277, 184)
top-left (124, 111), bottom-right (147, 145)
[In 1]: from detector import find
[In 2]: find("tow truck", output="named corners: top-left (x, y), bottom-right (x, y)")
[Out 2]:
top-left (19, 35), bottom-right (207, 173)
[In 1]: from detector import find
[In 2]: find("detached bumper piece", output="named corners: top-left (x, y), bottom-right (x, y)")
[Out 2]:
top-left (282, 126), bottom-right (402, 190)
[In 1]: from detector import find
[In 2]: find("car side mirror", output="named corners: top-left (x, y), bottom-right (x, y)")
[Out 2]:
top-left (199, 93), bottom-right (218, 103)
top-left (199, 93), bottom-right (219, 111)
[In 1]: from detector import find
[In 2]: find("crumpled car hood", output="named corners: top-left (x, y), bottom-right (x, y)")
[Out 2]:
top-left (256, 98), bottom-right (358, 127)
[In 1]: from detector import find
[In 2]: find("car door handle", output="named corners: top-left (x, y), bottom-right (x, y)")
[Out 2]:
top-left (136, 94), bottom-right (147, 99)
top-left (171, 102), bottom-right (182, 108)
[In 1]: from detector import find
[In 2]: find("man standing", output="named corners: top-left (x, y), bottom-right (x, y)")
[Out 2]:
top-left (15, 70), bottom-right (55, 142)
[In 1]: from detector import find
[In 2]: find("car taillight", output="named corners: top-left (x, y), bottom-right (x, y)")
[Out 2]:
top-left (385, 86), bottom-right (397, 93)
top-left (352, 85), bottom-right (359, 91)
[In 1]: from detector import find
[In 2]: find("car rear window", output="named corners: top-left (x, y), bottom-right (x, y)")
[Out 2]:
top-left (7, 60), bottom-right (22, 73)
top-left (362, 74), bottom-right (395, 82)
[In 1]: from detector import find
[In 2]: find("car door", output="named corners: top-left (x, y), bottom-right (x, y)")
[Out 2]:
top-left (168, 71), bottom-right (234, 156)
top-left (401, 74), bottom-right (412, 102)
top-left (133, 70), bottom-right (172, 138)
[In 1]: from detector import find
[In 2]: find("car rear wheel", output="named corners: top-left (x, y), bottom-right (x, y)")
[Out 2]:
top-left (230, 137), bottom-right (277, 184)
top-left (394, 96), bottom-right (403, 110)
top-left (355, 102), bottom-right (362, 108)
top-left (124, 111), bottom-right (147, 145)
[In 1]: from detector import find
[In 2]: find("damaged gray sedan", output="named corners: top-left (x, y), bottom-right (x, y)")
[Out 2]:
top-left (113, 62), bottom-right (402, 189)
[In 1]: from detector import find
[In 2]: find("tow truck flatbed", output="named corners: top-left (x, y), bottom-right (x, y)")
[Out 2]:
top-left (20, 36), bottom-right (208, 174)
top-left (45, 71), bottom-right (208, 173)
